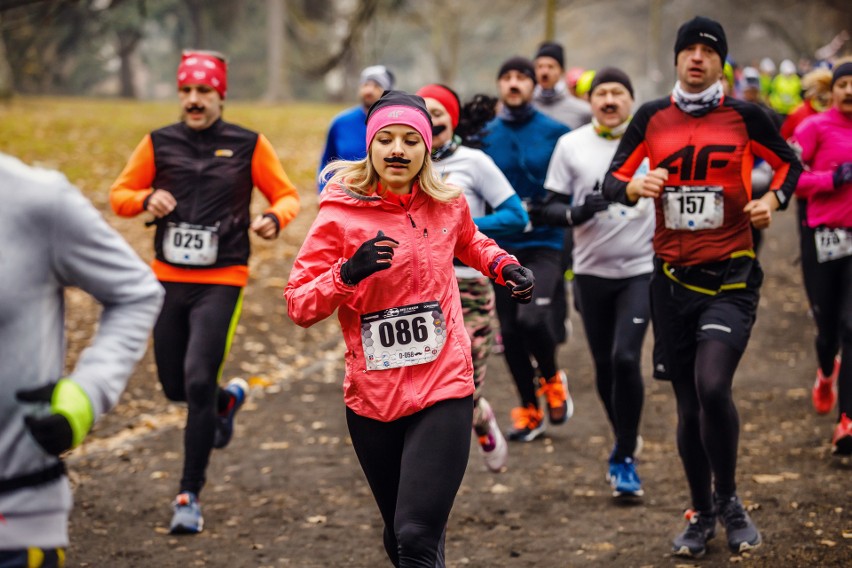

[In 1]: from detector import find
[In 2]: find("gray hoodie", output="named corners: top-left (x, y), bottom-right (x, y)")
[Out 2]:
top-left (0, 153), bottom-right (164, 549)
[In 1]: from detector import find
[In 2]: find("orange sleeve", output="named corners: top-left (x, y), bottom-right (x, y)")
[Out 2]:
top-left (252, 134), bottom-right (300, 229)
top-left (110, 134), bottom-right (156, 217)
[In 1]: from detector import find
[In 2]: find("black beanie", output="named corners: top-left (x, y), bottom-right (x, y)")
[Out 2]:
top-left (589, 67), bottom-right (634, 98)
top-left (497, 56), bottom-right (537, 84)
top-left (674, 16), bottom-right (728, 64)
top-left (365, 90), bottom-right (431, 124)
top-left (832, 62), bottom-right (852, 87)
top-left (535, 42), bottom-right (565, 69)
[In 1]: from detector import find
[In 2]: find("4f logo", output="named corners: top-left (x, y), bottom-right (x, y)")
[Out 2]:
top-left (658, 145), bottom-right (735, 181)
top-left (387, 110), bottom-right (403, 118)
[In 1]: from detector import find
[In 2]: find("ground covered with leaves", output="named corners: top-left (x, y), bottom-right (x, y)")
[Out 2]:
top-left (2, 99), bottom-right (849, 567)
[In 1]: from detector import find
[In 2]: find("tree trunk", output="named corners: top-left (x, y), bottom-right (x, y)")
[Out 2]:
top-left (0, 15), bottom-right (14, 99)
top-left (263, 0), bottom-right (289, 101)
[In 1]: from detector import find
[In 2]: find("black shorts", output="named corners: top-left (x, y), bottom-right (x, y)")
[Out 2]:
top-left (650, 257), bottom-right (762, 382)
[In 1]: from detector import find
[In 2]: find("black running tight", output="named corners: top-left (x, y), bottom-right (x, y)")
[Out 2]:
top-left (671, 339), bottom-right (743, 512)
top-left (574, 273), bottom-right (650, 459)
top-left (153, 282), bottom-right (243, 495)
top-left (346, 396), bottom-right (472, 568)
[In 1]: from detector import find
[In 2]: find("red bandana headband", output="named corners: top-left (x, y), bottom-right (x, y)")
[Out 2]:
top-left (177, 51), bottom-right (228, 99)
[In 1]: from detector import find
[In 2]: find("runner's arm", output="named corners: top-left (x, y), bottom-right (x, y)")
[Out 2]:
top-left (252, 134), bottom-right (301, 236)
top-left (110, 135), bottom-right (157, 217)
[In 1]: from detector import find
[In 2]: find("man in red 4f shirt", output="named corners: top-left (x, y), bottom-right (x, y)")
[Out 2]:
top-left (603, 16), bottom-right (801, 559)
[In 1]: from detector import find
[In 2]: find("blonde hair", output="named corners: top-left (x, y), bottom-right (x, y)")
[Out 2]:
top-left (320, 148), bottom-right (462, 203)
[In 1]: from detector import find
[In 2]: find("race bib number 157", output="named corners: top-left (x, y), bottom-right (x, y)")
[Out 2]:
top-left (662, 185), bottom-right (724, 231)
top-left (361, 301), bottom-right (446, 371)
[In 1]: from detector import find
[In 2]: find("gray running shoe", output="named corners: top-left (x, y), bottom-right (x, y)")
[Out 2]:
top-left (672, 509), bottom-right (716, 558)
top-left (169, 491), bottom-right (203, 534)
top-left (715, 493), bottom-right (762, 553)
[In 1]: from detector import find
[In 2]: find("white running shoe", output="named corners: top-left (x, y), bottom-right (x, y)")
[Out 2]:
top-left (473, 398), bottom-right (508, 472)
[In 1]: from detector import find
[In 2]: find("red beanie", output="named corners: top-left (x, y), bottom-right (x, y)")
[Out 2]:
top-left (177, 51), bottom-right (228, 99)
top-left (416, 84), bottom-right (460, 129)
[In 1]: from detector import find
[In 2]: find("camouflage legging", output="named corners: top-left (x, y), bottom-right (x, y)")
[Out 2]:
top-left (458, 275), bottom-right (496, 399)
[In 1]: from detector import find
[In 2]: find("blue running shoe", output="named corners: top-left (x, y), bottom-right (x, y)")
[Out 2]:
top-left (213, 377), bottom-right (249, 449)
top-left (606, 457), bottom-right (644, 498)
top-left (169, 492), bottom-right (203, 534)
top-left (714, 493), bottom-right (762, 554)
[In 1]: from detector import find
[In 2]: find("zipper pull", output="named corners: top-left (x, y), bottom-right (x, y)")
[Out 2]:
top-left (407, 213), bottom-right (416, 228)
top-left (423, 228), bottom-right (428, 238)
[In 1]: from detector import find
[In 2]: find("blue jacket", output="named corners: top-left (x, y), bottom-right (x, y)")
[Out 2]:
top-left (317, 105), bottom-right (368, 192)
top-left (482, 110), bottom-right (570, 250)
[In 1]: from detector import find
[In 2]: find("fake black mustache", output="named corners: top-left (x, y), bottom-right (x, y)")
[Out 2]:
top-left (384, 156), bottom-right (412, 165)
top-left (601, 104), bottom-right (618, 113)
top-left (185, 105), bottom-right (205, 113)
top-left (432, 124), bottom-right (447, 136)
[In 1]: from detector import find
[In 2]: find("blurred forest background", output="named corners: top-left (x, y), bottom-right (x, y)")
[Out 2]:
top-left (0, 0), bottom-right (850, 106)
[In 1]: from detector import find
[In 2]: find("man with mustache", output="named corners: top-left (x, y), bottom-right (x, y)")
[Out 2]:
top-left (531, 68), bottom-right (653, 501)
top-left (481, 56), bottom-right (572, 442)
top-left (317, 64), bottom-right (395, 192)
top-left (532, 41), bottom-right (592, 130)
top-left (603, 17), bottom-right (801, 557)
top-left (110, 50), bottom-right (300, 534)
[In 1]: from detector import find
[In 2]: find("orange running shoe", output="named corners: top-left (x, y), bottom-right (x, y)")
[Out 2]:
top-left (812, 356), bottom-right (840, 415)
top-left (537, 370), bottom-right (574, 425)
top-left (506, 404), bottom-right (545, 442)
top-left (832, 413), bottom-right (852, 455)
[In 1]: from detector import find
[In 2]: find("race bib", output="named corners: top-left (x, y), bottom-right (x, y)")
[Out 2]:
top-left (815, 227), bottom-right (852, 263)
top-left (361, 301), bottom-right (446, 371)
top-left (662, 186), bottom-right (724, 231)
top-left (162, 222), bottom-right (219, 266)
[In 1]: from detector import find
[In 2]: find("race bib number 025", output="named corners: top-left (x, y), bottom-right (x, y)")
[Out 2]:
top-left (361, 301), bottom-right (446, 371)
top-left (662, 185), bottom-right (724, 231)
top-left (163, 221), bottom-right (219, 266)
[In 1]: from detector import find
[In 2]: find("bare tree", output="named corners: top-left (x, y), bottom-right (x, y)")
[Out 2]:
top-left (263, 0), bottom-right (288, 101)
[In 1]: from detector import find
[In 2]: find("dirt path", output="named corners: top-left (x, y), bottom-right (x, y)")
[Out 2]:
top-left (66, 204), bottom-right (851, 567)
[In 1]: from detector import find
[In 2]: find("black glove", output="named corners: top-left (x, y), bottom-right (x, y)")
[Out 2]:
top-left (16, 383), bottom-right (74, 456)
top-left (569, 193), bottom-right (610, 226)
top-left (833, 162), bottom-right (852, 188)
top-left (501, 264), bottom-right (535, 304)
top-left (340, 230), bottom-right (400, 286)
top-left (527, 200), bottom-right (571, 227)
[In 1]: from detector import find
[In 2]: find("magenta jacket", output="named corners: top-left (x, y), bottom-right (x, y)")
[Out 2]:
top-left (793, 107), bottom-right (852, 228)
top-left (285, 182), bottom-right (511, 422)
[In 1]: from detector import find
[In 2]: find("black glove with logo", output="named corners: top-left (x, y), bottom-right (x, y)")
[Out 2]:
top-left (16, 383), bottom-right (74, 456)
top-left (833, 162), bottom-right (852, 188)
top-left (569, 193), bottom-right (610, 226)
top-left (501, 264), bottom-right (535, 304)
top-left (340, 230), bottom-right (400, 286)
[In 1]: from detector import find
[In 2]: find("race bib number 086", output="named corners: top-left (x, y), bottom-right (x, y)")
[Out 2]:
top-left (361, 301), bottom-right (446, 371)
top-left (662, 186), bottom-right (724, 231)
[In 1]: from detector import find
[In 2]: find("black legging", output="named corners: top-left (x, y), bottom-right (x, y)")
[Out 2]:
top-left (671, 340), bottom-right (743, 511)
top-left (493, 247), bottom-right (563, 408)
top-left (574, 273), bottom-right (650, 459)
top-left (346, 396), bottom-right (472, 568)
top-left (154, 282), bottom-right (243, 495)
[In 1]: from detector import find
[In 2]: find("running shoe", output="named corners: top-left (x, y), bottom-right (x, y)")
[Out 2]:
top-left (506, 404), bottom-right (546, 442)
top-left (832, 413), bottom-right (852, 455)
top-left (671, 509), bottom-right (716, 558)
top-left (812, 356), bottom-right (840, 415)
top-left (169, 492), bottom-right (203, 534)
top-left (606, 457), bottom-right (644, 498)
top-left (537, 370), bottom-right (574, 425)
top-left (714, 493), bottom-right (762, 554)
top-left (473, 398), bottom-right (508, 472)
top-left (213, 377), bottom-right (249, 449)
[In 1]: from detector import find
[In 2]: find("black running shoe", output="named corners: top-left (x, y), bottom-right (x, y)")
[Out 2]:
top-left (672, 509), bottom-right (716, 558)
top-left (715, 493), bottom-right (762, 553)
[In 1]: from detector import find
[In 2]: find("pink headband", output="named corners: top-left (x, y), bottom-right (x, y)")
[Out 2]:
top-left (366, 105), bottom-right (433, 151)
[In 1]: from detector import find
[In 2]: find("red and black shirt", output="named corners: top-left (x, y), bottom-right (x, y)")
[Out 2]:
top-left (603, 95), bottom-right (801, 266)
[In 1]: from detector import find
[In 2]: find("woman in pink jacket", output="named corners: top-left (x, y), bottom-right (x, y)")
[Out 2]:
top-left (793, 59), bottom-right (852, 455)
top-left (285, 91), bottom-right (534, 567)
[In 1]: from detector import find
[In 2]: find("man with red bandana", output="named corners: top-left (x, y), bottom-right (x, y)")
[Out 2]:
top-left (110, 50), bottom-right (300, 534)
top-left (603, 16), bottom-right (801, 558)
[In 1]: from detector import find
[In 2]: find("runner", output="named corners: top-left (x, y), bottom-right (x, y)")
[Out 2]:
top-left (535, 67), bottom-right (653, 499)
top-left (603, 16), bottom-right (801, 557)
top-left (532, 41), bottom-right (592, 129)
top-left (285, 90), bottom-right (535, 566)
top-left (1, 152), bottom-right (163, 568)
top-left (791, 59), bottom-right (852, 452)
top-left (110, 50), bottom-right (300, 534)
top-left (481, 56), bottom-right (573, 442)
top-left (416, 83), bottom-right (528, 472)
top-left (317, 65), bottom-right (395, 192)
